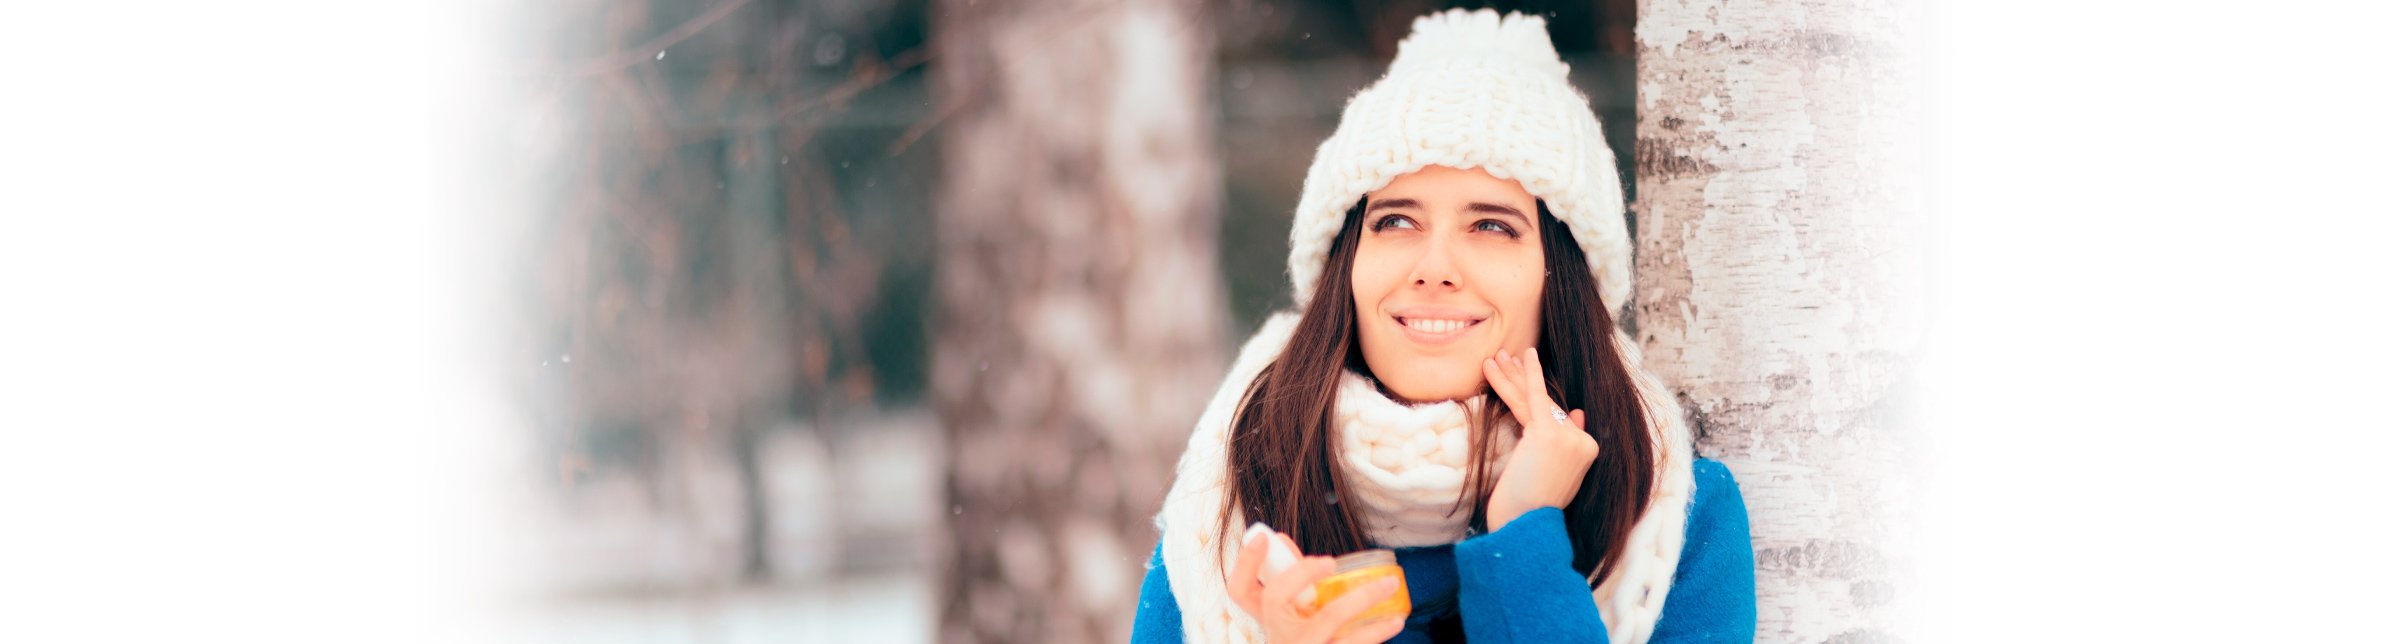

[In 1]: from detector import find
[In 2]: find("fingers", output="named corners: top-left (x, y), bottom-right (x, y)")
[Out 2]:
top-left (1307, 576), bottom-right (1402, 634)
top-left (1331, 616), bottom-right (1408, 644)
top-left (1224, 523), bottom-right (1272, 614)
top-left (1482, 349), bottom-right (1535, 411)
top-left (1522, 347), bottom-right (1548, 397)
top-left (1480, 352), bottom-right (1519, 408)
top-left (1255, 533), bottom-right (1305, 587)
top-left (1259, 553), bottom-right (1338, 616)
top-left (1484, 348), bottom-right (1561, 430)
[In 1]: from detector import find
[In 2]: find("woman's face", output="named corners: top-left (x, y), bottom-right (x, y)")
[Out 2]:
top-left (1351, 165), bottom-right (1545, 403)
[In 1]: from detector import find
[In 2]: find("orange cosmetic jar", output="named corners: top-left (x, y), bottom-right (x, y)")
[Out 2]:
top-left (1303, 549), bottom-right (1411, 636)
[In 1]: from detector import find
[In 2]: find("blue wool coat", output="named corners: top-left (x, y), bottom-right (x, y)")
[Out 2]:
top-left (1130, 458), bottom-right (1756, 643)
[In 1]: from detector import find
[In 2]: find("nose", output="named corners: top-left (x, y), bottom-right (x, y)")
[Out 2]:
top-left (1407, 235), bottom-right (1462, 292)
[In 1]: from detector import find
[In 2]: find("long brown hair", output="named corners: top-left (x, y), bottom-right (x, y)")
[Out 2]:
top-left (1219, 198), bottom-right (1657, 584)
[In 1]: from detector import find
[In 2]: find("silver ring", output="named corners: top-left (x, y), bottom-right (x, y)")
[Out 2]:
top-left (1549, 406), bottom-right (1568, 423)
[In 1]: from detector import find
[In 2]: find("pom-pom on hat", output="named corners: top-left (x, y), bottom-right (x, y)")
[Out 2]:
top-left (1286, 8), bottom-right (1631, 315)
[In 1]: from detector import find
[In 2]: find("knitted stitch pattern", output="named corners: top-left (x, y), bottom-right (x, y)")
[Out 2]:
top-left (1331, 369), bottom-right (1517, 547)
top-left (1286, 9), bottom-right (1632, 316)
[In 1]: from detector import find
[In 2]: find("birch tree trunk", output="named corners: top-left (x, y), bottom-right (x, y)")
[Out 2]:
top-left (1634, 0), bottom-right (1924, 640)
top-left (931, 0), bottom-right (1227, 641)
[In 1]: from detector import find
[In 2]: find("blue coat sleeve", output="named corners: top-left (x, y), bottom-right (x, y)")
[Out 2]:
top-left (1130, 540), bottom-right (1187, 643)
top-left (1648, 458), bottom-right (1758, 642)
top-left (1452, 458), bottom-right (1759, 643)
top-left (1453, 505), bottom-right (1610, 643)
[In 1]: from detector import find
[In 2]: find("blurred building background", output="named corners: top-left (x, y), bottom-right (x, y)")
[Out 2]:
top-left (505, 0), bottom-right (1632, 641)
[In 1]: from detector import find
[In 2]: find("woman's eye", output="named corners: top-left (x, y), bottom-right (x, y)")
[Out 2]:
top-left (1371, 215), bottom-right (1417, 232)
top-left (1473, 220), bottom-right (1517, 236)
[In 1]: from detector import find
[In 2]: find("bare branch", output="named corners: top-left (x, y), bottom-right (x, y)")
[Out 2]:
top-left (548, 0), bottom-right (756, 78)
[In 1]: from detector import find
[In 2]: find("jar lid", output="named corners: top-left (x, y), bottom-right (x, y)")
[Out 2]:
top-left (1333, 549), bottom-right (1398, 573)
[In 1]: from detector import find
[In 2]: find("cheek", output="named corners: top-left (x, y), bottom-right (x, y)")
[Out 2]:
top-left (1348, 248), bottom-right (1402, 309)
top-left (1498, 263), bottom-right (1545, 345)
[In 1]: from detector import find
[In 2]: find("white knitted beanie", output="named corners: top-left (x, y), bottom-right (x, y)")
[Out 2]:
top-left (1286, 9), bottom-right (1631, 316)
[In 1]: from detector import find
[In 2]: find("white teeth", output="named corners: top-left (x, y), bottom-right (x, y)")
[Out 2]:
top-left (1402, 318), bottom-right (1473, 334)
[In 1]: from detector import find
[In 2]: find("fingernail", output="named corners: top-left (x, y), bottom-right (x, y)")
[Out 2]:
top-left (1241, 522), bottom-right (1274, 546)
top-left (1263, 535), bottom-right (1297, 575)
top-left (1372, 577), bottom-right (1400, 591)
top-left (1497, 349), bottom-right (1510, 361)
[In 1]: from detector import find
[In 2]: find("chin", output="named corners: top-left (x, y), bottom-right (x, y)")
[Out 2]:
top-left (1377, 362), bottom-right (1485, 404)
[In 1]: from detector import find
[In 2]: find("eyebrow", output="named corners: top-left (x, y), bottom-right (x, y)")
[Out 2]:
top-left (1366, 198), bottom-right (1533, 227)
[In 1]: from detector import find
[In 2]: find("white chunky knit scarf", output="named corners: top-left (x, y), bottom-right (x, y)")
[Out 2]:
top-left (1155, 313), bottom-right (1697, 643)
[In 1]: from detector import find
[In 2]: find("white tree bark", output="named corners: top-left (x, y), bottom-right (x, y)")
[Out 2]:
top-left (1634, 0), bottom-right (1924, 640)
top-left (931, 0), bottom-right (1227, 641)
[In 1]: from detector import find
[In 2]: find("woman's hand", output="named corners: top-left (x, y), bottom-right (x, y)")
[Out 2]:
top-left (1223, 524), bottom-right (1407, 644)
top-left (1480, 347), bottom-right (1600, 533)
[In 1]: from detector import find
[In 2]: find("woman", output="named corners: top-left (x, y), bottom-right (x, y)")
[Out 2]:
top-left (1130, 9), bottom-right (1755, 644)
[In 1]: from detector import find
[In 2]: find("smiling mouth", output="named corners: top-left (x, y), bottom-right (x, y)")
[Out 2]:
top-left (1395, 316), bottom-right (1485, 335)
